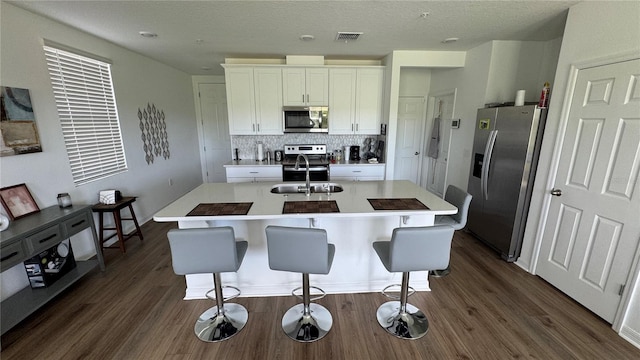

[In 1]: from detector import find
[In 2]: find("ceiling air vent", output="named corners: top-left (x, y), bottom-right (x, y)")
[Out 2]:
top-left (335, 32), bottom-right (363, 42)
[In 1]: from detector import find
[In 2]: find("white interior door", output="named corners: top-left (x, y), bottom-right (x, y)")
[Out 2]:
top-left (424, 92), bottom-right (455, 196)
top-left (393, 97), bottom-right (425, 183)
top-left (536, 59), bottom-right (640, 322)
top-left (198, 83), bottom-right (231, 183)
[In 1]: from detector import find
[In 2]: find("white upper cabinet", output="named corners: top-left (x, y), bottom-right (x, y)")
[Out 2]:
top-left (225, 67), bottom-right (256, 134)
top-left (282, 68), bottom-right (329, 106)
top-left (225, 66), bottom-right (283, 135)
top-left (253, 68), bottom-right (284, 134)
top-left (329, 67), bottom-right (384, 135)
top-left (355, 68), bottom-right (384, 134)
top-left (328, 68), bottom-right (357, 134)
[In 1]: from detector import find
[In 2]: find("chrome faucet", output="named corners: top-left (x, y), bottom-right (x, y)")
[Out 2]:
top-left (294, 153), bottom-right (311, 196)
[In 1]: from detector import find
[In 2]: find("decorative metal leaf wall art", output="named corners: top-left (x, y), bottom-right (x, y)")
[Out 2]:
top-left (138, 103), bottom-right (170, 164)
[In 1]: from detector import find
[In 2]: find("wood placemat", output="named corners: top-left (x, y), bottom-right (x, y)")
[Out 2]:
top-left (283, 201), bottom-right (340, 214)
top-left (367, 198), bottom-right (429, 211)
top-left (187, 202), bottom-right (253, 216)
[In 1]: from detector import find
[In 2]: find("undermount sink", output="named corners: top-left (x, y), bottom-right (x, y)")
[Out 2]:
top-left (270, 183), bottom-right (344, 194)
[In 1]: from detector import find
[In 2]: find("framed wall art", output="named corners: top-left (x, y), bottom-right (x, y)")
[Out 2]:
top-left (0, 183), bottom-right (40, 220)
top-left (1, 86), bottom-right (43, 156)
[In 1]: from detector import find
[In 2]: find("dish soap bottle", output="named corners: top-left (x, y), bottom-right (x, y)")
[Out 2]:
top-left (539, 82), bottom-right (550, 108)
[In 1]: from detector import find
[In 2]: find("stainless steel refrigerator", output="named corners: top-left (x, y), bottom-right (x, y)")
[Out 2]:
top-left (467, 105), bottom-right (547, 262)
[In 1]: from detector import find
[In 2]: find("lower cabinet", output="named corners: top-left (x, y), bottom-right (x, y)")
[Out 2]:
top-left (225, 166), bottom-right (282, 183)
top-left (330, 164), bottom-right (385, 181)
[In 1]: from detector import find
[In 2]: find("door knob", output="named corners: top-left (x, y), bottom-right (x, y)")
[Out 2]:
top-left (550, 188), bottom-right (562, 196)
top-left (415, 152), bottom-right (420, 156)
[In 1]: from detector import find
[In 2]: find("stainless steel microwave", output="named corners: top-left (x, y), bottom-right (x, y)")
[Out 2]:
top-left (283, 106), bottom-right (328, 133)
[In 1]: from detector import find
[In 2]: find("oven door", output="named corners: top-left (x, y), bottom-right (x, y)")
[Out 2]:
top-left (282, 166), bottom-right (329, 182)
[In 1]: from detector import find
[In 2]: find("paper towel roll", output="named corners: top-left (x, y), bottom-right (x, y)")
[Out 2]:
top-left (515, 90), bottom-right (526, 106)
top-left (257, 142), bottom-right (264, 161)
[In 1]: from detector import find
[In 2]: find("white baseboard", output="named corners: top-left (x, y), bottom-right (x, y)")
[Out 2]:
top-left (619, 325), bottom-right (640, 350)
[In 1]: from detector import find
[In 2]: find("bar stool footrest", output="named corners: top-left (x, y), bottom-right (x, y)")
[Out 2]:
top-left (291, 285), bottom-right (326, 302)
top-left (381, 283), bottom-right (416, 300)
top-left (205, 285), bottom-right (241, 302)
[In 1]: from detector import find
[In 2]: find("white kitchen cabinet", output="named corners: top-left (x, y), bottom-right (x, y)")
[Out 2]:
top-left (225, 67), bottom-right (256, 134)
top-left (225, 165), bottom-right (282, 183)
top-left (253, 68), bottom-right (283, 134)
top-left (329, 67), bottom-right (383, 135)
top-left (330, 164), bottom-right (385, 181)
top-left (224, 66), bottom-right (283, 135)
top-left (328, 68), bottom-right (356, 134)
top-left (282, 68), bottom-right (328, 106)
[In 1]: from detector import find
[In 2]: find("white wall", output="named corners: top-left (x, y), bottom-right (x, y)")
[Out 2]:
top-left (428, 42), bottom-right (493, 192)
top-left (0, 3), bottom-right (203, 300)
top-left (519, 1), bottom-right (640, 347)
top-left (382, 50), bottom-right (466, 180)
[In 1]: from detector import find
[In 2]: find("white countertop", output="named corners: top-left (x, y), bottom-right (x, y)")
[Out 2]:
top-left (153, 180), bottom-right (456, 222)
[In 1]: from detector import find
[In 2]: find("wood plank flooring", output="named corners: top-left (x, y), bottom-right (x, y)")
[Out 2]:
top-left (2, 220), bottom-right (639, 359)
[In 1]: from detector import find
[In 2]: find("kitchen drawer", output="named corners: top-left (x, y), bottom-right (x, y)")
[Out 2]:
top-left (25, 225), bottom-right (63, 255)
top-left (330, 165), bottom-right (384, 178)
top-left (0, 241), bottom-right (26, 271)
top-left (226, 166), bottom-right (282, 178)
top-left (62, 212), bottom-right (91, 238)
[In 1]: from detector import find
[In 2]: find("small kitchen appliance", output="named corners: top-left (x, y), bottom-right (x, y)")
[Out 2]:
top-left (274, 150), bottom-right (284, 162)
top-left (349, 145), bottom-right (361, 161)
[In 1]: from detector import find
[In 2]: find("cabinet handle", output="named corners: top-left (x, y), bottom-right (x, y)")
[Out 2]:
top-left (302, 94), bottom-right (305, 102)
top-left (257, 124), bottom-right (260, 132)
top-left (250, 172), bottom-right (259, 174)
top-left (1, 251), bottom-right (18, 262)
top-left (356, 123), bottom-right (359, 132)
top-left (353, 170), bottom-right (362, 173)
top-left (306, 94), bottom-right (309, 103)
top-left (351, 124), bottom-right (354, 131)
top-left (39, 233), bottom-right (57, 243)
top-left (71, 220), bottom-right (85, 228)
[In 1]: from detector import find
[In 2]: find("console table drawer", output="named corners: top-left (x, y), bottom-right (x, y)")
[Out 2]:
top-left (63, 213), bottom-right (91, 238)
top-left (0, 241), bottom-right (26, 271)
top-left (26, 225), bottom-right (63, 255)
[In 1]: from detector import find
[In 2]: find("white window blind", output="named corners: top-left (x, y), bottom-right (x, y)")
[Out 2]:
top-left (44, 45), bottom-right (128, 186)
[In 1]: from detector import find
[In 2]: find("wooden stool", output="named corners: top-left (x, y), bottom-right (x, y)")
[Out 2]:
top-left (92, 197), bottom-right (143, 254)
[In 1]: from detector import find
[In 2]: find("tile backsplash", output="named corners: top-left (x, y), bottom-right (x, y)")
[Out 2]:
top-left (231, 134), bottom-right (375, 160)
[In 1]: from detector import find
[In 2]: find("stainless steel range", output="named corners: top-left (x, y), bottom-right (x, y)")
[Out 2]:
top-left (282, 144), bottom-right (329, 182)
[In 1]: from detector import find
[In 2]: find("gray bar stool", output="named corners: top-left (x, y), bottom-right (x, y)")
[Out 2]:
top-left (265, 225), bottom-right (335, 342)
top-left (373, 225), bottom-right (454, 339)
top-left (167, 227), bottom-right (248, 342)
top-left (430, 185), bottom-right (472, 277)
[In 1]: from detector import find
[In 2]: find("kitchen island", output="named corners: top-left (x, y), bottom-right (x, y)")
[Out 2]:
top-left (154, 180), bottom-right (457, 299)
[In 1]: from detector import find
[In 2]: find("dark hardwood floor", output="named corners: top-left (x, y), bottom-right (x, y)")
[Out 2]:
top-left (2, 220), bottom-right (639, 359)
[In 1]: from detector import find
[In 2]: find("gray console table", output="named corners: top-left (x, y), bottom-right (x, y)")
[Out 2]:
top-left (0, 204), bottom-right (105, 335)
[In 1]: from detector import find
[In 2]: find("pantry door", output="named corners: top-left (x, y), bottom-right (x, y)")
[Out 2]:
top-left (536, 58), bottom-right (640, 322)
top-left (198, 83), bottom-right (231, 182)
top-left (394, 97), bottom-right (426, 184)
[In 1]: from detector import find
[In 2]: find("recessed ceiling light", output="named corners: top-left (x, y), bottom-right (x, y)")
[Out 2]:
top-left (442, 37), bottom-right (459, 44)
top-left (201, 66), bottom-right (212, 71)
top-left (139, 31), bottom-right (158, 38)
top-left (420, 12), bottom-right (430, 18)
top-left (299, 35), bottom-right (315, 41)
top-left (195, 39), bottom-right (204, 44)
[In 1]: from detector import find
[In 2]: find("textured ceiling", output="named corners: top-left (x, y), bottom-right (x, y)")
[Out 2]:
top-left (8, 0), bottom-right (579, 75)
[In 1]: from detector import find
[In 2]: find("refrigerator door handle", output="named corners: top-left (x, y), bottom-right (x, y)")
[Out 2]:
top-left (482, 130), bottom-right (498, 200)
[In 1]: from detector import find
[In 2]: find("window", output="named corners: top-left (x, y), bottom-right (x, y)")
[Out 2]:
top-left (44, 44), bottom-right (127, 186)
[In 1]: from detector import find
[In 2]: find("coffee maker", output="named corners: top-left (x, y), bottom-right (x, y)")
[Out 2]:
top-left (349, 145), bottom-right (361, 161)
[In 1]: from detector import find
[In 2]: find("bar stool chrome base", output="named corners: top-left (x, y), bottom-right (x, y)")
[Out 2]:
top-left (195, 303), bottom-right (248, 342)
top-left (282, 303), bottom-right (333, 342)
top-left (376, 301), bottom-right (429, 340)
top-left (429, 265), bottom-right (451, 277)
